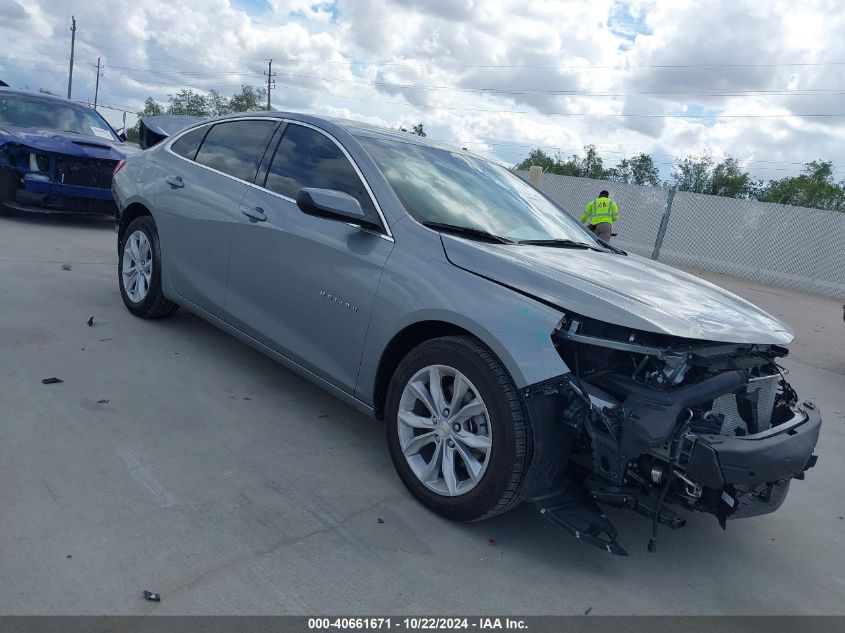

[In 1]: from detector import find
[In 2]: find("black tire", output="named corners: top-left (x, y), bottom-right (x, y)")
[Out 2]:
top-left (385, 335), bottom-right (532, 521)
top-left (118, 215), bottom-right (179, 319)
top-left (0, 166), bottom-right (17, 216)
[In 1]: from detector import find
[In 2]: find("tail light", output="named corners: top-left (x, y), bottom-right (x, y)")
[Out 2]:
top-left (113, 160), bottom-right (126, 176)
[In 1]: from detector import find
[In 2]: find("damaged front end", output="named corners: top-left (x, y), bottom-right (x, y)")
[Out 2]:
top-left (0, 142), bottom-right (119, 215)
top-left (520, 313), bottom-right (821, 556)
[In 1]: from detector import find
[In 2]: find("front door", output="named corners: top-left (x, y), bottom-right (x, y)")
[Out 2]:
top-left (225, 122), bottom-right (394, 394)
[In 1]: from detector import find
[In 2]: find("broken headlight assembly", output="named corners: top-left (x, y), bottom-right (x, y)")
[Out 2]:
top-left (519, 312), bottom-right (821, 556)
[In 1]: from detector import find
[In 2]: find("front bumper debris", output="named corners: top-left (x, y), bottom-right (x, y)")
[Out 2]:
top-left (519, 340), bottom-right (822, 556)
top-left (1, 146), bottom-right (118, 215)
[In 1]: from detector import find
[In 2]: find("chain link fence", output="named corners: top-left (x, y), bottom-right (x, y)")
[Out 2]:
top-left (517, 170), bottom-right (845, 299)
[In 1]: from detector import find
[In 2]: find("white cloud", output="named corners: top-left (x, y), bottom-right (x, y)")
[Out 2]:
top-left (1, 0), bottom-right (843, 180)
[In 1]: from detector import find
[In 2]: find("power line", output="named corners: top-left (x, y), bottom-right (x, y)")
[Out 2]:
top-left (267, 82), bottom-right (845, 118)
top-left (110, 56), bottom-right (845, 70)
top-left (110, 65), bottom-right (845, 97)
top-left (6, 57), bottom-right (845, 99)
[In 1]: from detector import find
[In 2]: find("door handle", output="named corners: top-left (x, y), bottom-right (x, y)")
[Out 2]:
top-left (241, 206), bottom-right (267, 222)
top-left (165, 175), bottom-right (184, 188)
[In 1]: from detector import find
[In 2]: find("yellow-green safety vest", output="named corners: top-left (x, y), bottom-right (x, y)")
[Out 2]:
top-left (581, 196), bottom-right (619, 225)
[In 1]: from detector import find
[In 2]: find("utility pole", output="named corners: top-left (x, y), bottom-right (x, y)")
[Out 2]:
top-left (264, 59), bottom-right (276, 110)
top-left (93, 57), bottom-right (101, 110)
top-left (67, 16), bottom-right (76, 98)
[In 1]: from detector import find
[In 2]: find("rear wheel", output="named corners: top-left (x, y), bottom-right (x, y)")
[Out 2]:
top-left (385, 336), bottom-right (531, 521)
top-left (118, 215), bottom-right (179, 319)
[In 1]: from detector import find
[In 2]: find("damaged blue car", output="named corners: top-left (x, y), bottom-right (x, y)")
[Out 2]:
top-left (0, 88), bottom-right (134, 216)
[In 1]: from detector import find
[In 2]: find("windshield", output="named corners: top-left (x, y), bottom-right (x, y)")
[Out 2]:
top-left (358, 136), bottom-right (598, 243)
top-left (0, 93), bottom-right (118, 141)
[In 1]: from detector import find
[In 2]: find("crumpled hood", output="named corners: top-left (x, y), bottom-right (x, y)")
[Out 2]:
top-left (0, 125), bottom-right (133, 160)
top-left (442, 235), bottom-right (794, 344)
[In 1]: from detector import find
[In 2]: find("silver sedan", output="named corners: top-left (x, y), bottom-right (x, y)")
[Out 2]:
top-left (112, 112), bottom-right (821, 555)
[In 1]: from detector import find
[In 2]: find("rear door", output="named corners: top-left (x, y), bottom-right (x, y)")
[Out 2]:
top-left (154, 118), bottom-right (279, 317)
top-left (225, 122), bottom-right (394, 394)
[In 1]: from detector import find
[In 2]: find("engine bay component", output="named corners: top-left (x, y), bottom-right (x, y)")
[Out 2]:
top-left (521, 313), bottom-right (821, 555)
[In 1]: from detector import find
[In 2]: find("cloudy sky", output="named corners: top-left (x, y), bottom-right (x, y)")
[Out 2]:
top-left (1, 0), bottom-right (843, 180)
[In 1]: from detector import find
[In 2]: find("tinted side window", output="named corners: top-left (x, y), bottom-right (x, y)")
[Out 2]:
top-left (170, 126), bottom-right (208, 160)
top-left (264, 124), bottom-right (376, 216)
top-left (195, 120), bottom-right (278, 182)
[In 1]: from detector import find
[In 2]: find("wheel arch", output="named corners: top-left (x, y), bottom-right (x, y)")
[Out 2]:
top-left (372, 319), bottom-right (519, 420)
top-left (118, 202), bottom-right (153, 245)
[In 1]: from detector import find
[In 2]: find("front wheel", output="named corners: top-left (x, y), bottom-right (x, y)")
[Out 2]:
top-left (385, 336), bottom-right (532, 521)
top-left (118, 215), bottom-right (179, 319)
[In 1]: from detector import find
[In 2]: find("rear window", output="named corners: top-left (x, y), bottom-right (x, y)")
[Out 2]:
top-left (170, 126), bottom-right (208, 160)
top-left (194, 120), bottom-right (278, 182)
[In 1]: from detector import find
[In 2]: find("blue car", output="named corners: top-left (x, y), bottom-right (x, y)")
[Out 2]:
top-left (0, 88), bottom-right (135, 216)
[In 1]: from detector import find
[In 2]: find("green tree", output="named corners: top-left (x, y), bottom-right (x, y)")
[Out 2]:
top-left (609, 153), bottom-right (660, 186)
top-left (516, 145), bottom-right (609, 179)
top-left (141, 97), bottom-right (164, 117)
top-left (706, 158), bottom-right (754, 198)
top-left (668, 154), bottom-right (713, 193)
top-left (228, 85), bottom-right (269, 112)
top-left (578, 145), bottom-right (609, 179)
top-left (166, 89), bottom-right (211, 117)
top-left (668, 154), bottom-right (754, 198)
top-left (515, 148), bottom-right (558, 172)
top-left (208, 89), bottom-right (231, 116)
top-left (759, 160), bottom-right (845, 210)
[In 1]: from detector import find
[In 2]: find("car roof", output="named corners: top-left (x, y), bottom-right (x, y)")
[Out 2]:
top-left (190, 109), bottom-right (471, 155)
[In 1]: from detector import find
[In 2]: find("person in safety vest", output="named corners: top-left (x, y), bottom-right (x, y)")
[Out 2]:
top-left (580, 190), bottom-right (619, 241)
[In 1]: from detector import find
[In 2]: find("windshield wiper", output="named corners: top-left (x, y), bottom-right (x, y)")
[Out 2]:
top-left (423, 221), bottom-right (515, 244)
top-left (516, 238), bottom-right (601, 250)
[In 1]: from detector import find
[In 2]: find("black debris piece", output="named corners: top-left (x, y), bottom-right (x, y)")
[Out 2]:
top-left (97, 399), bottom-right (109, 404)
top-left (100, 338), bottom-right (112, 342)
top-left (377, 517), bottom-right (384, 524)
top-left (143, 591), bottom-right (161, 602)
top-left (42, 377), bottom-right (63, 385)
top-left (318, 414), bottom-right (330, 418)
top-left (66, 555), bottom-right (72, 559)
top-left (61, 264), bottom-right (72, 271)
top-left (87, 317), bottom-right (94, 327)
top-left (584, 607), bottom-right (593, 616)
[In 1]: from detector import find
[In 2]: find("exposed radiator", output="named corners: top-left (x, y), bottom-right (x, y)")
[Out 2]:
top-left (710, 374), bottom-right (780, 436)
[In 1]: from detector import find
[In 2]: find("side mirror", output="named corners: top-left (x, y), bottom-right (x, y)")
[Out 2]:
top-left (296, 188), bottom-right (380, 230)
top-left (117, 131), bottom-right (127, 142)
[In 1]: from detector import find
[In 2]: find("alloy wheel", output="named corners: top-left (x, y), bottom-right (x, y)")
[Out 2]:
top-left (121, 230), bottom-right (153, 303)
top-left (397, 364), bottom-right (493, 496)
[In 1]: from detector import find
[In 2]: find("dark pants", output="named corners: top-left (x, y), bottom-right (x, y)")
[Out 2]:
top-left (591, 222), bottom-right (612, 241)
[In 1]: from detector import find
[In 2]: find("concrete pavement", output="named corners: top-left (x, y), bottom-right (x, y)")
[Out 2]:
top-left (0, 213), bottom-right (843, 615)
